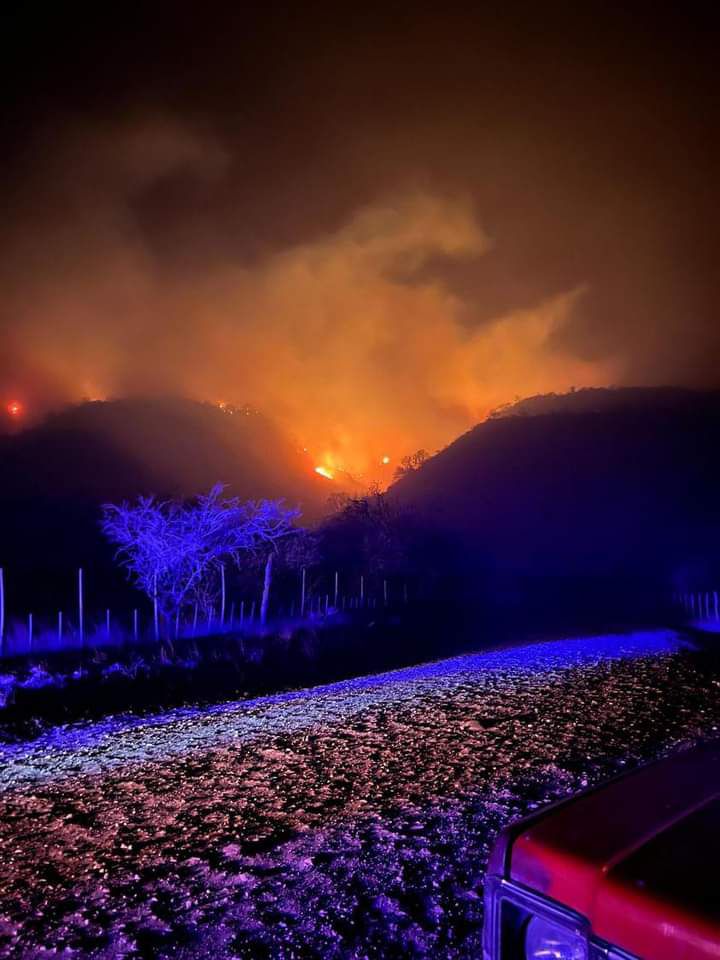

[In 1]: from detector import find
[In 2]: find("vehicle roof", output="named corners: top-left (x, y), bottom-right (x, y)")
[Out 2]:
top-left (510, 740), bottom-right (720, 959)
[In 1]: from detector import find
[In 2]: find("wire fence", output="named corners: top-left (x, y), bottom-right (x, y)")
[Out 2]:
top-left (673, 589), bottom-right (720, 624)
top-left (0, 566), bottom-right (411, 659)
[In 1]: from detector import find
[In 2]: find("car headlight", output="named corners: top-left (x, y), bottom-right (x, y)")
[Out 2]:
top-left (525, 915), bottom-right (588, 960)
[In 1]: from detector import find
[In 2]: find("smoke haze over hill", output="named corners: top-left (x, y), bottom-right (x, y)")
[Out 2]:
top-left (1, 5), bottom-right (718, 473)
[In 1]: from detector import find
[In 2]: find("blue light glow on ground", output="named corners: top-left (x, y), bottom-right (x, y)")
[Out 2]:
top-left (0, 629), bottom-right (687, 789)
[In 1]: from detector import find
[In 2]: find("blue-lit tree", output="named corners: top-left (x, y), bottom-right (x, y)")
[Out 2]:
top-left (102, 484), bottom-right (299, 634)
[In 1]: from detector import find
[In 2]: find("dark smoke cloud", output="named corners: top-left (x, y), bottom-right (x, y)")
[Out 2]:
top-left (1, 4), bottom-right (717, 473)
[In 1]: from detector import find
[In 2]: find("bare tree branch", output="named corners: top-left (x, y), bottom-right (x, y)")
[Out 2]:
top-left (101, 485), bottom-right (300, 630)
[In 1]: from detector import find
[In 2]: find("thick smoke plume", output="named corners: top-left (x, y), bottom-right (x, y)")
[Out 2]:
top-left (1, 118), bottom-right (619, 475)
top-left (3, 7), bottom-right (719, 476)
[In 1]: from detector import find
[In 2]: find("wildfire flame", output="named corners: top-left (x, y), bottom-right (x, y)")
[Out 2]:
top-left (6, 401), bottom-right (22, 418)
top-left (315, 465), bottom-right (334, 480)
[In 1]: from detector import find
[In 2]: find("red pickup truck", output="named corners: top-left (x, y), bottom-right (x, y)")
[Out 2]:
top-left (483, 740), bottom-right (720, 959)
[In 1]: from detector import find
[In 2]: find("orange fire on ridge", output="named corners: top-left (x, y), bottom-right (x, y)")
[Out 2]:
top-left (1, 190), bottom-right (614, 472)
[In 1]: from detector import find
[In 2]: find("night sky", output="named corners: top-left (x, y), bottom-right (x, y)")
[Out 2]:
top-left (1, 3), bottom-right (718, 473)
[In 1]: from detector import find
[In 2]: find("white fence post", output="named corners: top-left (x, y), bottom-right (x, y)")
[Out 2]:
top-left (78, 567), bottom-right (84, 647)
top-left (220, 564), bottom-right (226, 626)
top-left (0, 567), bottom-right (4, 656)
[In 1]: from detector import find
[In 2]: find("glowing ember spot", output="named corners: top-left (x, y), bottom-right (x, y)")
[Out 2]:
top-left (315, 465), bottom-right (334, 480)
top-left (382, 455), bottom-right (391, 464)
top-left (7, 401), bottom-right (22, 418)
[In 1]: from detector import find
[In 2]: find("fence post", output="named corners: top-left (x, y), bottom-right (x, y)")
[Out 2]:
top-left (260, 553), bottom-right (273, 626)
top-left (153, 574), bottom-right (159, 643)
top-left (192, 603), bottom-right (198, 637)
top-left (0, 567), bottom-right (4, 657)
top-left (383, 579), bottom-right (388, 606)
top-left (301, 567), bottom-right (306, 617)
top-left (220, 564), bottom-right (226, 627)
top-left (58, 610), bottom-right (63, 647)
top-left (133, 608), bottom-right (139, 643)
top-left (360, 575), bottom-right (365, 606)
top-left (240, 600), bottom-right (245, 627)
top-left (78, 567), bottom-right (84, 647)
top-left (334, 571), bottom-right (339, 608)
top-left (28, 613), bottom-right (33, 652)
top-left (106, 608), bottom-right (111, 642)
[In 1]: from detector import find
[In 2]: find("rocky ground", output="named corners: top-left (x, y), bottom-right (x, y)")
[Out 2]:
top-left (0, 629), bottom-right (719, 959)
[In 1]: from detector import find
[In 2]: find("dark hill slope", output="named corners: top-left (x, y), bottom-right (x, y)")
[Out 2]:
top-left (0, 397), bottom-right (329, 613)
top-left (391, 389), bottom-right (720, 623)
top-left (487, 385), bottom-right (715, 420)
top-left (0, 397), bottom-right (328, 507)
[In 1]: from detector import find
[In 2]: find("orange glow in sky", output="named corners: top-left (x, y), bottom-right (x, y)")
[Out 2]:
top-left (1, 194), bottom-right (614, 477)
top-left (6, 401), bottom-right (22, 418)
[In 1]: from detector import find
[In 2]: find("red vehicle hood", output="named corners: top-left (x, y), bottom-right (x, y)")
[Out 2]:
top-left (510, 741), bottom-right (720, 959)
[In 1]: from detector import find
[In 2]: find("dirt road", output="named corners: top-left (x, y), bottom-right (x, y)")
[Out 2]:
top-left (1, 630), bottom-right (718, 958)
